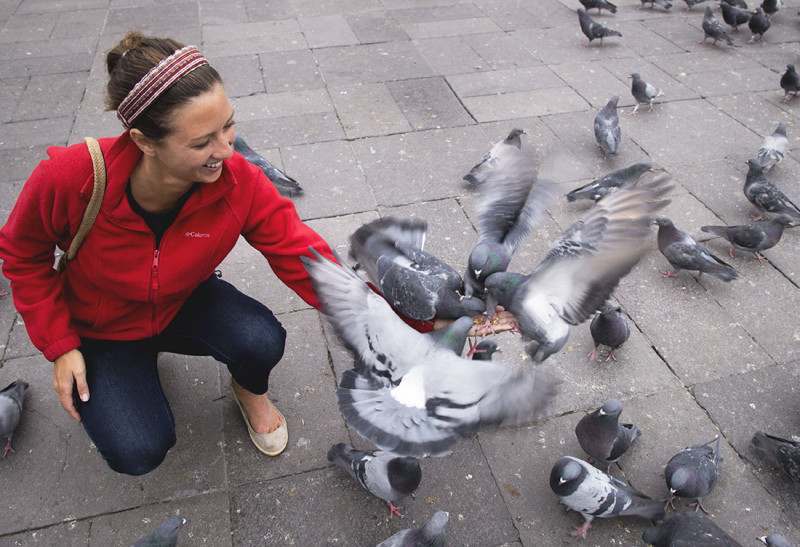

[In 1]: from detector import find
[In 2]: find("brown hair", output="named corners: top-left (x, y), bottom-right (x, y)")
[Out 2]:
top-left (105, 31), bottom-right (222, 141)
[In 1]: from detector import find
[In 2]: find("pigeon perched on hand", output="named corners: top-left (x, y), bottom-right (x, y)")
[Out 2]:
top-left (575, 398), bottom-right (641, 471)
top-left (580, 0), bottom-right (619, 13)
top-left (682, 0), bottom-right (710, 11)
top-left (0, 379), bottom-right (28, 458)
top-left (751, 122), bottom-right (788, 172)
top-left (748, 8), bottom-right (771, 42)
top-left (701, 215), bottom-right (798, 261)
top-left (700, 5), bottom-right (734, 45)
top-left (566, 162), bottom-right (652, 203)
top-left (589, 301), bottom-right (630, 361)
top-left (720, 1), bottom-right (752, 31)
top-left (132, 516), bottom-right (187, 547)
top-left (629, 73), bottom-right (664, 115)
top-left (640, 0), bottom-right (673, 9)
top-left (642, 512), bottom-right (743, 547)
top-left (462, 128), bottom-right (526, 186)
top-left (760, 534), bottom-right (792, 547)
top-left (594, 94), bottom-right (621, 156)
top-left (744, 160), bottom-right (800, 220)
top-left (663, 435), bottom-right (723, 513)
top-left (232, 134), bottom-right (303, 195)
top-left (751, 431), bottom-right (800, 483)
top-left (653, 216), bottom-right (740, 281)
top-left (302, 249), bottom-right (558, 458)
top-left (377, 511), bottom-right (449, 547)
top-left (327, 443), bottom-right (422, 518)
top-left (486, 172), bottom-right (672, 363)
top-left (550, 456), bottom-right (666, 539)
top-left (780, 65), bottom-right (800, 103)
top-left (578, 8), bottom-right (623, 47)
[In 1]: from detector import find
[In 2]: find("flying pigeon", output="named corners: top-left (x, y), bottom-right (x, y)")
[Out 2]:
top-left (485, 172), bottom-right (672, 363)
top-left (594, 94), bottom-right (621, 156)
top-left (653, 216), bottom-right (740, 281)
top-left (639, 0), bottom-right (673, 9)
top-left (701, 215), bottom-right (798, 261)
top-left (589, 301), bottom-right (630, 361)
top-left (376, 511), bottom-right (449, 547)
top-left (761, 0), bottom-right (782, 17)
top-left (748, 8), bottom-right (771, 42)
top-left (722, 0), bottom-right (748, 8)
top-left (663, 435), bottom-right (723, 513)
top-left (327, 443), bottom-right (422, 518)
top-left (566, 162), bottom-right (652, 202)
top-left (743, 160), bottom-right (800, 220)
top-left (760, 534), bottom-right (792, 547)
top-left (720, 1), bottom-right (752, 31)
top-left (700, 5), bottom-right (734, 45)
top-left (301, 249), bottom-right (558, 458)
top-left (751, 122), bottom-right (788, 172)
top-left (780, 65), bottom-right (800, 103)
top-left (550, 456), bottom-right (666, 539)
top-left (577, 8), bottom-right (623, 47)
top-left (751, 431), bottom-right (800, 483)
top-left (463, 128), bottom-right (526, 186)
top-left (579, 0), bottom-right (618, 13)
top-left (682, 0), bottom-right (710, 11)
top-left (349, 217), bottom-right (485, 321)
top-left (642, 512), bottom-right (743, 547)
top-left (575, 398), bottom-right (641, 471)
top-left (629, 73), bottom-right (664, 115)
top-left (132, 516), bottom-right (187, 547)
top-left (0, 380), bottom-right (28, 458)
top-left (232, 134), bottom-right (303, 195)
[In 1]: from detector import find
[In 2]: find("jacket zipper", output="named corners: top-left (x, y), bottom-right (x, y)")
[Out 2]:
top-left (150, 248), bottom-right (159, 334)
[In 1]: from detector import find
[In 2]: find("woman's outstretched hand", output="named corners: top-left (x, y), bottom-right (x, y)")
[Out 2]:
top-left (53, 348), bottom-right (89, 422)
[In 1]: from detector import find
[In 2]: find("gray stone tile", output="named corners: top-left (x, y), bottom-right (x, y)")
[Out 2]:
top-left (386, 77), bottom-right (475, 131)
top-left (231, 88), bottom-right (333, 120)
top-left (0, 52), bottom-right (94, 79)
top-left (707, 93), bottom-right (797, 146)
top-left (2, 520), bottom-right (90, 546)
top-left (105, 3), bottom-right (201, 43)
top-left (412, 36), bottom-right (486, 76)
top-left (463, 86), bottom-right (589, 122)
top-left (344, 10), bottom-right (409, 43)
top-left (199, 0), bottom-right (248, 25)
top-left (51, 8), bottom-right (107, 40)
top-left (298, 14), bottom-right (360, 49)
top-left (0, 178), bottom-right (24, 227)
top-left (401, 17), bottom-right (503, 40)
top-left (513, 23), bottom-right (635, 64)
top-left (447, 66), bottom-right (566, 99)
top-left (471, 0), bottom-right (546, 31)
top-left (232, 111), bottom-right (345, 148)
top-left (0, 77), bottom-right (27, 123)
top-left (0, 36), bottom-right (95, 62)
top-left (389, 3), bottom-right (486, 24)
top-left (11, 72), bottom-right (87, 122)
top-left (680, 65), bottom-right (782, 97)
top-left (285, 0), bottom-right (382, 18)
top-left (462, 31), bottom-right (543, 70)
top-left (600, 56), bottom-right (702, 108)
top-left (212, 54), bottom-right (265, 98)
top-left (16, 0), bottom-right (107, 12)
top-left (305, 211), bottom-right (380, 257)
top-left (242, 0), bottom-right (294, 21)
top-left (0, 117), bottom-right (73, 149)
top-left (315, 41), bottom-right (436, 86)
top-left (258, 49), bottom-right (325, 93)
top-left (329, 82), bottom-right (412, 139)
top-left (0, 12), bottom-right (57, 44)
top-left (201, 20), bottom-right (306, 58)
top-left (550, 62), bottom-right (626, 109)
top-left (671, 159), bottom-right (754, 227)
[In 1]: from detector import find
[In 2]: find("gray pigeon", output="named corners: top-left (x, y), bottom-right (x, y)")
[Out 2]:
top-left (566, 162), bottom-right (652, 202)
top-left (579, 0), bottom-right (618, 13)
top-left (132, 516), bottom-right (187, 547)
top-left (722, 0), bottom-right (748, 8)
top-left (550, 456), bottom-right (666, 539)
top-left (575, 398), bottom-right (641, 471)
top-left (751, 431), bottom-right (800, 483)
top-left (748, 8), bottom-right (771, 42)
top-left (683, 0), bottom-right (710, 10)
top-left (470, 339), bottom-right (500, 361)
top-left (0, 380), bottom-right (28, 458)
top-left (653, 216), bottom-right (740, 281)
top-left (425, 316), bottom-right (479, 356)
top-left (463, 128), bottom-right (525, 186)
top-left (301, 249), bottom-right (558, 458)
top-left (752, 122), bottom-right (788, 172)
top-left (232, 134), bottom-right (303, 195)
top-left (629, 73), bottom-right (664, 114)
top-left (594, 94), bottom-right (621, 156)
top-left (640, 0), bottom-right (673, 9)
top-left (701, 214), bottom-right (798, 261)
top-left (744, 160), bottom-right (800, 220)
top-left (485, 173), bottom-right (672, 363)
top-left (589, 301), bottom-right (630, 361)
top-left (642, 512), bottom-right (743, 546)
top-left (780, 65), bottom-right (800, 104)
top-left (578, 8), bottom-right (622, 47)
top-left (720, 1), bottom-right (752, 31)
top-left (663, 435), bottom-right (723, 513)
top-left (376, 511), bottom-right (449, 547)
top-left (760, 534), bottom-right (792, 547)
top-left (761, 0), bottom-right (782, 17)
top-left (328, 443), bottom-right (422, 518)
top-left (700, 5), bottom-right (734, 45)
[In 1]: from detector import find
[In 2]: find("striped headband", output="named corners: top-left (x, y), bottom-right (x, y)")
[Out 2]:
top-left (116, 45), bottom-right (209, 129)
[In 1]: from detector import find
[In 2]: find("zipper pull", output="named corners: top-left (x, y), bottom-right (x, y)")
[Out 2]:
top-left (152, 249), bottom-right (160, 290)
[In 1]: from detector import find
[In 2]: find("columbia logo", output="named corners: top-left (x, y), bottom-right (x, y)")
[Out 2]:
top-left (185, 231), bottom-right (211, 238)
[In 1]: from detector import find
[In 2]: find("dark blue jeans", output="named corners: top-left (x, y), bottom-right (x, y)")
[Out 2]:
top-left (75, 275), bottom-right (286, 476)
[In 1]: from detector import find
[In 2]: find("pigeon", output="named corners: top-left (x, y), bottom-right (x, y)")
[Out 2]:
top-left (301, 248), bottom-right (558, 458)
top-left (485, 172), bottom-right (672, 363)
top-left (579, 0), bottom-right (619, 13)
top-left (761, 0), bottom-right (782, 17)
top-left (751, 431), bottom-right (800, 483)
top-left (760, 534), bottom-right (792, 547)
top-left (232, 134), bottom-right (303, 195)
top-left (327, 443), bottom-right (422, 518)
top-left (566, 162), bottom-right (652, 203)
top-left (748, 8), bottom-right (771, 42)
top-left (132, 516), bottom-right (187, 547)
top-left (376, 511), bottom-right (449, 547)
top-left (463, 128), bottom-right (526, 186)
top-left (700, 214), bottom-right (799, 261)
top-left (719, 1), bottom-right (752, 31)
top-left (629, 73), bottom-right (664, 115)
top-left (577, 8), bottom-right (623, 47)
top-left (682, 0), bottom-right (710, 10)
top-left (589, 301), bottom-right (631, 361)
top-left (780, 65), bottom-right (800, 103)
top-left (594, 94), bottom-right (621, 156)
top-left (743, 160), bottom-right (800, 220)
top-left (469, 339), bottom-right (500, 361)
top-left (425, 316), bottom-right (480, 356)
top-left (700, 5), bottom-right (734, 45)
top-left (575, 398), bottom-right (641, 471)
top-left (550, 456), bottom-right (666, 539)
top-left (349, 217), bottom-right (485, 321)
top-left (0, 379), bottom-right (28, 458)
top-left (751, 122), bottom-right (788, 172)
top-left (642, 512), bottom-right (743, 547)
top-left (653, 216), bottom-right (740, 281)
top-left (663, 435), bottom-right (723, 513)
top-left (640, 0), bottom-right (673, 9)
top-left (722, 0), bottom-right (748, 8)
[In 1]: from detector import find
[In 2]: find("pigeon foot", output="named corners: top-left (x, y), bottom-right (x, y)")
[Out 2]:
top-left (571, 521), bottom-right (592, 539)
top-left (659, 270), bottom-right (677, 278)
top-left (2, 439), bottom-right (14, 458)
top-left (387, 501), bottom-right (405, 518)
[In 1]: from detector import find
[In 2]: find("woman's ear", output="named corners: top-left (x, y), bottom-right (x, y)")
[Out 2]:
top-left (129, 129), bottom-right (158, 157)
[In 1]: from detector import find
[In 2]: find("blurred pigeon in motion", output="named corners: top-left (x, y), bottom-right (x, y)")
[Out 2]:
top-left (629, 73), bottom-right (664, 115)
top-left (377, 511), bottom-right (449, 547)
top-left (744, 160), bottom-right (800, 220)
top-left (642, 512), bottom-right (743, 547)
top-left (302, 249), bottom-right (558, 458)
top-left (751, 431), bottom-right (800, 483)
top-left (720, 1), bottom-right (752, 31)
top-left (700, 5), bottom-right (734, 45)
top-left (722, 0), bottom-right (748, 8)
top-left (550, 456), bottom-right (666, 539)
top-left (663, 435), bottom-right (723, 513)
top-left (589, 301), bottom-right (630, 361)
top-left (580, 0), bottom-right (618, 13)
top-left (640, 0), bottom-right (673, 9)
top-left (682, 0), bottom-right (710, 11)
top-left (327, 443), bottom-right (422, 518)
top-left (566, 162), bottom-right (652, 202)
top-left (780, 65), bottom-right (800, 103)
top-left (578, 8), bottom-right (623, 46)
top-left (760, 534), bottom-right (792, 547)
top-left (761, 0), bottom-right (782, 17)
top-left (701, 215), bottom-right (798, 261)
top-left (751, 122), bottom-right (788, 172)
top-left (463, 128), bottom-right (526, 186)
top-left (653, 216), bottom-right (740, 281)
top-left (349, 217), bottom-right (485, 322)
top-left (425, 316), bottom-right (478, 356)
top-left (594, 94), bottom-right (621, 156)
top-left (0, 379), bottom-right (28, 458)
top-left (132, 516), bottom-right (187, 547)
top-left (575, 398), bottom-right (641, 472)
top-left (470, 339), bottom-right (500, 361)
top-left (486, 173), bottom-right (672, 363)
top-left (232, 134), bottom-right (303, 196)
top-left (748, 8), bottom-right (771, 42)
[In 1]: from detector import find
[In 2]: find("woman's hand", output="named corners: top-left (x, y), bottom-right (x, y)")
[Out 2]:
top-left (53, 348), bottom-right (89, 422)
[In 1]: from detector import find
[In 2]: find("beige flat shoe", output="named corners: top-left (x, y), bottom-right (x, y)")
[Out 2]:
top-left (231, 383), bottom-right (288, 456)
